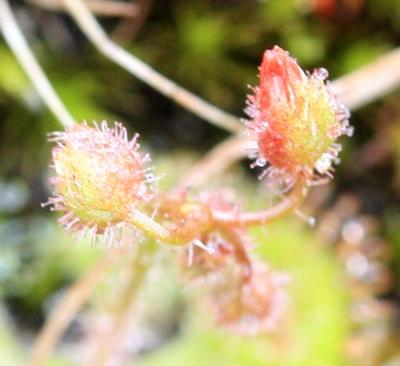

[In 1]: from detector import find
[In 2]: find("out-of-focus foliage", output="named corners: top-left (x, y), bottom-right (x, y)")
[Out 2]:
top-left (1, 0), bottom-right (400, 365)
top-left (137, 219), bottom-right (349, 366)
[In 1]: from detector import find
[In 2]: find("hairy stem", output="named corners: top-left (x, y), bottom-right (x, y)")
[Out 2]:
top-left (0, 0), bottom-right (75, 128)
top-left (29, 248), bottom-right (125, 366)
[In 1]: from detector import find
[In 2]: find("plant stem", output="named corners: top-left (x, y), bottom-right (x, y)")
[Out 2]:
top-left (111, 0), bottom-right (153, 43)
top-left (332, 47), bottom-right (400, 111)
top-left (131, 177), bottom-right (307, 243)
top-left (29, 0), bottom-right (139, 17)
top-left (0, 0), bottom-right (75, 128)
top-left (128, 207), bottom-right (175, 244)
top-left (222, 229), bottom-right (252, 282)
top-left (61, 0), bottom-right (242, 133)
top-left (29, 247), bottom-right (125, 366)
top-left (213, 178), bottom-right (308, 226)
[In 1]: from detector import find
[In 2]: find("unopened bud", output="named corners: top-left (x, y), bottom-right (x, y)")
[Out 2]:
top-left (245, 46), bottom-right (352, 184)
top-left (43, 121), bottom-right (152, 240)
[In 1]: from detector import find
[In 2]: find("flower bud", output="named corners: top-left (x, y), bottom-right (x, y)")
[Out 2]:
top-left (245, 46), bottom-right (353, 185)
top-left (209, 261), bottom-right (289, 334)
top-left (43, 121), bottom-right (152, 240)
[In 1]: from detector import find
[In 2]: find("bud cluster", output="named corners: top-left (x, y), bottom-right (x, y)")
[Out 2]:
top-left (212, 261), bottom-right (290, 334)
top-left (43, 46), bottom-right (352, 335)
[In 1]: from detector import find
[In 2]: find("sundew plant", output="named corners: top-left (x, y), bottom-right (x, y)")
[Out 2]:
top-left (41, 45), bottom-right (351, 364)
top-left (1, 1), bottom-right (400, 366)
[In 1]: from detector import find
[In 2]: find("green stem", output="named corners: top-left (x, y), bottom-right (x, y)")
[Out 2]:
top-left (128, 208), bottom-right (184, 245)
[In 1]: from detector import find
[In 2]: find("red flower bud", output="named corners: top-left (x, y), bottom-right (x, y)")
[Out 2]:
top-left (246, 46), bottom-right (353, 186)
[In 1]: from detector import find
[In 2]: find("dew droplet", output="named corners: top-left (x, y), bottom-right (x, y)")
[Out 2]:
top-left (308, 217), bottom-right (316, 227)
top-left (315, 153), bottom-right (333, 174)
top-left (256, 157), bottom-right (267, 167)
top-left (314, 67), bottom-right (329, 80)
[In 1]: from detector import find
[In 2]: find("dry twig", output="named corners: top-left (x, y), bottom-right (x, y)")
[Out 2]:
top-left (332, 48), bottom-right (400, 110)
top-left (61, 0), bottom-right (242, 133)
top-left (180, 135), bottom-right (253, 188)
top-left (0, 0), bottom-right (75, 128)
top-left (28, 0), bottom-right (139, 18)
top-left (112, 0), bottom-right (153, 43)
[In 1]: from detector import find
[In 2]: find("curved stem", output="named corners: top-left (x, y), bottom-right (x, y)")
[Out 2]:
top-left (0, 0), bottom-right (75, 128)
top-left (222, 229), bottom-right (252, 282)
top-left (29, 0), bottom-right (139, 17)
top-left (29, 248), bottom-right (125, 366)
top-left (213, 178), bottom-right (308, 227)
top-left (130, 177), bottom-right (307, 241)
top-left (61, 0), bottom-right (242, 133)
top-left (128, 208), bottom-right (192, 246)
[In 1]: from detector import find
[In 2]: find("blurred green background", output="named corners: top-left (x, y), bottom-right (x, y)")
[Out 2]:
top-left (1, 0), bottom-right (400, 365)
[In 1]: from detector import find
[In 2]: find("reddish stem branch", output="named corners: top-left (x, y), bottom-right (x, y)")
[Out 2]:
top-left (213, 178), bottom-right (308, 227)
top-left (222, 229), bottom-right (252, 282)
